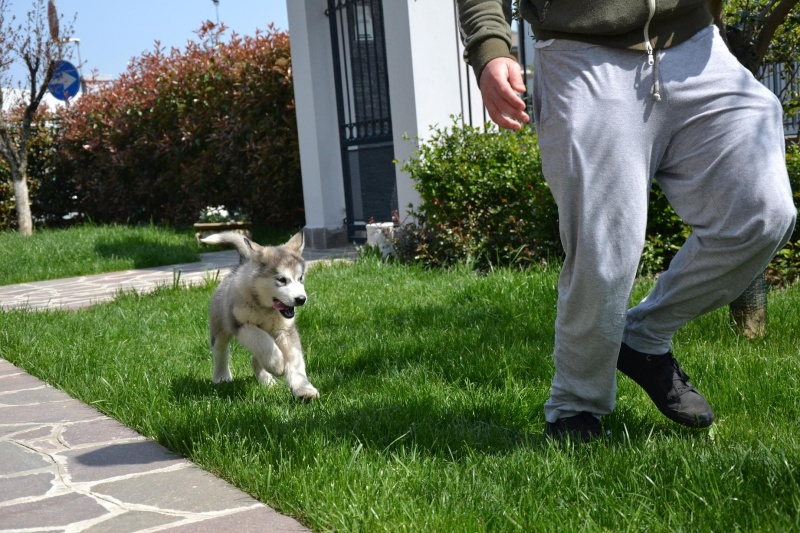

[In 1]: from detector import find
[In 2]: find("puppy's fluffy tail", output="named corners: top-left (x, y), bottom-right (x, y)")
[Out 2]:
top-left (201, 232), bottom-right (260, 260)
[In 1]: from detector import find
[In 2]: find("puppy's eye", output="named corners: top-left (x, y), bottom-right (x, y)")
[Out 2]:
top-left (275, 276), bottom-right (287, 285)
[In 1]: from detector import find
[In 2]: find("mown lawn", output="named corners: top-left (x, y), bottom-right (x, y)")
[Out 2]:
top-left (2, 257), bottom-right (799, 531)
top-left (0, 224), bottom-right (297, 286)
top-left (0, 224), bottom-right (200, 285)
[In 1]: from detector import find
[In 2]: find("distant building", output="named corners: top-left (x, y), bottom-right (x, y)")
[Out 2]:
top-left (287, 0), bottom-right (484, 248)
top-left (1, 72), bottom-right (114, 114)
top-left (1, 88), bottom-right (65, 113)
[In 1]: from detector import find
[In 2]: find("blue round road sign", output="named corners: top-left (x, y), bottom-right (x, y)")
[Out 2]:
top-left (48, 60), bottom-right (81, 101)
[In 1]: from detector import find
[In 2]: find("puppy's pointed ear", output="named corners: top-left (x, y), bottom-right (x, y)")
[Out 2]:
top-left (285, 231), bottom-right (305, 254)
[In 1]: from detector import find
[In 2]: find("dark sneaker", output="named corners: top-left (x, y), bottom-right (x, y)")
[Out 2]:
top-left (617, 343), bottom-right (714, 428)
top-left (545, 412), bottom-right (602, 442)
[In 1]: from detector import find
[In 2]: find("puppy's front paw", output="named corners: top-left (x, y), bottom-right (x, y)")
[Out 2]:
top-left (255, 370), bottom-right (276, 386)
top-left (292, 383), bottom-right (320, 401)
top-left (213, 371), bottom-right (233, 384)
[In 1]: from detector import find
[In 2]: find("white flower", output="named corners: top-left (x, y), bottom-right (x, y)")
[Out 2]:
top-left (198, 205), bottom-right (249, 223)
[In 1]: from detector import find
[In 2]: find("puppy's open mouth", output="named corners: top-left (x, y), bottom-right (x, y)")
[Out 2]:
top-left (272, 299), bottom-right (295, 319)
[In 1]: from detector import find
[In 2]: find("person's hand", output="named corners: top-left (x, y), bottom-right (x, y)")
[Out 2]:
top-left (479, 57), bottom-right (530, 130)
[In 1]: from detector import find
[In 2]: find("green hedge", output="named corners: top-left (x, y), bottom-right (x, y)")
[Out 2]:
top-left (767, 143), bottom-right (800, 284)
top-left (397, 118), bottom-right (800, 283)
top-left (53, 25), bottom-right (302, 228)
top-left (1, 26), bottom-right (302, 231)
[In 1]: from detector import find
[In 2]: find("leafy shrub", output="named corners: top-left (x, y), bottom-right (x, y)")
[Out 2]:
top-left (397, 118), bottom-right (800, 284)
top-left (396, 119), bottom-right (559, 270)
top-left (54, 23), bottom-right (302, 228)
top-left (783, 143), bottom-right (800, 241)
top-left (766, 143), bottom-right (800, 285)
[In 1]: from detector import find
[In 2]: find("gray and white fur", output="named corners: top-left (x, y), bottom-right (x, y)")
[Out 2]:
top-left (200, 231), bottom-right (319, 400)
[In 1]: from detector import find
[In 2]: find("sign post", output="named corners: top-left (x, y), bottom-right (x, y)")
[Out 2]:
top-left (48, 60), bottom-right (81, 101)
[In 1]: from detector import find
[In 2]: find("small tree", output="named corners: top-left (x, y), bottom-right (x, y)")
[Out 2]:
top-left (0, 0), bottom-right (74, 236)
top-left (715, 0), bottom-right (800, 75)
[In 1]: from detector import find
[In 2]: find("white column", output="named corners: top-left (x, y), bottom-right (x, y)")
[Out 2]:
top-left (383, 0), bottom-right (483, 221)
top-left (287, 0), bottom-right (348, 248)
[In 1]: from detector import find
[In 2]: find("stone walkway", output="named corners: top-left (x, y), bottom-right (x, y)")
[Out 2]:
top-left (0, 247), bottom-right (358, 312)
top-left (0, 246), bottom-right (357, 532)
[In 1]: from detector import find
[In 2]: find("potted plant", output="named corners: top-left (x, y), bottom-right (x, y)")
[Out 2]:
top-left (194, 205), bottom-right (253, 243)
top-left (365, 213), bottom-right (398, 258)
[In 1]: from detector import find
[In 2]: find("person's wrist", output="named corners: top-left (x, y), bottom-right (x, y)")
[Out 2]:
top-left (469, 37), bottom-right (515, 82)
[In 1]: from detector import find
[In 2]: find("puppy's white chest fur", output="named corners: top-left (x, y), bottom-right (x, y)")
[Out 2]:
top-left (233, 304), bottom-right (289, 337)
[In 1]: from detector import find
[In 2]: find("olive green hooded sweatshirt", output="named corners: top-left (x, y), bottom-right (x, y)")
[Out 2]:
top-left (457, 0), bottom-right (715, 80)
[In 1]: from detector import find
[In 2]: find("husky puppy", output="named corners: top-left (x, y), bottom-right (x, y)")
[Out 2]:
top-left (200, 231), bottom-right (319, 400)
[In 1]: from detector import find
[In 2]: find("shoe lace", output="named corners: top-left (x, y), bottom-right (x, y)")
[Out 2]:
top-left (667, 353), bottom-right (696, 396)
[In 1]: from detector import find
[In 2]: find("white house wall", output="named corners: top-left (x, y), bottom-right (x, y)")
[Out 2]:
top-left (384, 0), bottom-right (485, 223)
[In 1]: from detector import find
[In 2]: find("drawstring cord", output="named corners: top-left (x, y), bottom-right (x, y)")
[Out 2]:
top-left (646, 43), bottom-right (662, 101)
top-left (643, 0), bottom-right (661, 102)
top-left (652, 53), bottom-right (661, 101)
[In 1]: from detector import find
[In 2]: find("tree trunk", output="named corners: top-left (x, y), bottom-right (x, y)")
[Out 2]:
top-left (729, 272), bottom-right (769, 339)
top-left (12, 176), bottom-right (33, 236)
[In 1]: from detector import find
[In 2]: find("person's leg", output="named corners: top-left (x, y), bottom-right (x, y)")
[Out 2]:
top-left (623, 26), bottom-right (797, 354)
top-left (532, 40), bottom-right (665, 425)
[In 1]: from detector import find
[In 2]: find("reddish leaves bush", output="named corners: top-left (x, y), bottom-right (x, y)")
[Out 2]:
top-left (56, 23), bottom-right (302, 227)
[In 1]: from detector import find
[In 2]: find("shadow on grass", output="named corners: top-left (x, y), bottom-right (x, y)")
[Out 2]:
top-left (171, 374), bottom-right (255, 402)
top-left (168, 371), bottom-right (711, 463)
top-left (169, 370), bottom-right (542, 459)
top-left (95, 236), bottom-right (199, 269)
top-left (603, 405), bottom-right (714, 443)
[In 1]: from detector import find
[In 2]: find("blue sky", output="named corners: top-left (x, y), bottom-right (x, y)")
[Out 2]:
top-left (5, 0), bottom-right (289, 82)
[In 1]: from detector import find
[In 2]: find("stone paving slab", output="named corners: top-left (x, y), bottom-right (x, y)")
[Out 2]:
top-left (0, 251), bottom-right (240, 311)
top-left (0, 359), bottom-right (310, 532)
top-left (1, 492), bottom-right (110, 530)
top-left (81, 510), bottom-right (181, 533)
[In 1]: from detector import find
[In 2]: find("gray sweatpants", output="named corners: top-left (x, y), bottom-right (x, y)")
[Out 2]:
top-left (531, 26), bottom-right (797, 423)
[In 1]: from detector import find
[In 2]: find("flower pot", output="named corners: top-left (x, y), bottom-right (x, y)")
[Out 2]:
top-left (366, 222), bottom-right (395, 258)
top-left (194, 221), bottom-right (253, 244)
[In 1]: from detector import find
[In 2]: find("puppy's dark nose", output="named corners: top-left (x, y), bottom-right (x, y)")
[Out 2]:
top-left (294, 296), bottom-right (307, 306)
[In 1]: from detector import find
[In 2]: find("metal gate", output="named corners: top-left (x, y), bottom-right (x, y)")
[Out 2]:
top-left (326, 0), bottom-right (397, 242)
top-left (759, 61), bottom-right (800, 136)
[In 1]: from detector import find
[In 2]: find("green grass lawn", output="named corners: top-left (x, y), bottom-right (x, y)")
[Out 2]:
top-left (2, 257), bottom-right (799, 531)
top-left (0, 224), bottom-right (200, 285)
top-left (0, 224), bottom-right (297, 286)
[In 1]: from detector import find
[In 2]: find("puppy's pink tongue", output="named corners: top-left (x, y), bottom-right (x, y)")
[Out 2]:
top-left (273, 300), bottom-right (290, 311)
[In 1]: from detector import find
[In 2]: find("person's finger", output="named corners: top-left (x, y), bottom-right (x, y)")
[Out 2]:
top-left (486, 96), bottom-right (527, 129)
top-left (480, 60), bottom-right (530, 127)
top-left (506, 60), bottom-right (527, 94)
top-left (485, 100), bottom-right (523, 130)
top-left (486, 83), bottom-right (529, 127)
